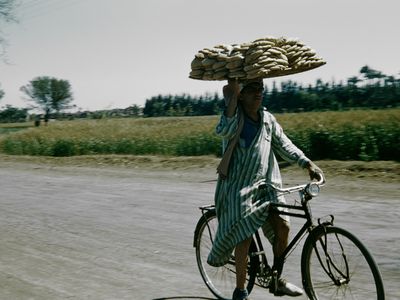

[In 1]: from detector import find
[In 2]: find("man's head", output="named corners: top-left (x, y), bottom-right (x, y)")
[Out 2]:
top-left (239, 78), bottom-right (264, 94)
top-left (238, 78), bottom-right (264, 111)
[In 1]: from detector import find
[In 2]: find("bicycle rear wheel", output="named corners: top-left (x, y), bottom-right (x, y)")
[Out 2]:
top-left (301, 226), bottom-right (385, 300)
top-left (194, 209), bottom-right (258, 300)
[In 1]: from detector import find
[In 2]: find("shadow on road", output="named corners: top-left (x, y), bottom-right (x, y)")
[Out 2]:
top-left (153, 297), bottom-right (215, 300)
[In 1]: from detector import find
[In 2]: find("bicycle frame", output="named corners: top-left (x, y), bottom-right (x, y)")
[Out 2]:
top-left (195, 175), bottom-right (384, 299)
top-left (250, 182), bottom-right (350, 291)
top-left (270, 191), bottom-right (328, 260)
top-left (197, 177), bottom-right (346, 286)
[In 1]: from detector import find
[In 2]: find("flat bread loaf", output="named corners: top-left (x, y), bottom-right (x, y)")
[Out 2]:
top-left (189, 36), bottom-right (325, 81)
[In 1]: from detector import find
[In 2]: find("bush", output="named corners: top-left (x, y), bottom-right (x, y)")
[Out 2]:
top-left (0, 109), bottom-right (398, 161)
top-left (52, 139), bottom-right (76, 157)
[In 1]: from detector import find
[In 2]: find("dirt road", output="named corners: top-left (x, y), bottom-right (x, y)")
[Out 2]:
top-left (0, 159), bottom-right (398, 299)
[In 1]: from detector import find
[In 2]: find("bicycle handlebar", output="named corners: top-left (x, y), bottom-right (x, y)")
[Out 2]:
top-left (240, 173), bottom-right (325, 198)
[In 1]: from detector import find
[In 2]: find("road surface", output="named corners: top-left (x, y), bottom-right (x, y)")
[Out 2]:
top-left (0, 161), bottom-right (398, 299)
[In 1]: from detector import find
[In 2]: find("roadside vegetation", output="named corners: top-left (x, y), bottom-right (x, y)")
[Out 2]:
top-left (0, 108), bottom-right (398, 161)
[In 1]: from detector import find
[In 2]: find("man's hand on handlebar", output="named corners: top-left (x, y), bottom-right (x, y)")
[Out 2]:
top-left (306, 161), bottom-right (324, 181)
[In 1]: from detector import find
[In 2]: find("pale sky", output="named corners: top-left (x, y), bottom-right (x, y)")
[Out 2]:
top-left (0, 0), bottom-right (399, 111)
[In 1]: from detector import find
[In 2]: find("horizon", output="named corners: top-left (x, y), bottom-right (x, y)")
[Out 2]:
top-left (1, 0), bottom-right (399, 111)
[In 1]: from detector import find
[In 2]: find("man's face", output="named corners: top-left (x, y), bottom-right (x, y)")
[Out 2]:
top-left (239, 83), bottom-right (264, 111)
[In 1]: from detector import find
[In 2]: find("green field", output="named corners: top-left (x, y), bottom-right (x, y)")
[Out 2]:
top-left (0, 109), bottom-right (399, 161)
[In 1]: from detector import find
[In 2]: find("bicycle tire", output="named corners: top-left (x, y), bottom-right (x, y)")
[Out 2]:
top-left (301, 225), bottom-right (385, 300)
top-left (194, 209), bottom-right (258, 300)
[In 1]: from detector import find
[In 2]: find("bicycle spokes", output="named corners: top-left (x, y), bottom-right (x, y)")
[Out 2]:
top-left (202, 210), bottom-right (215, 245)
top-left (314, 230), bottom-right (350, 286)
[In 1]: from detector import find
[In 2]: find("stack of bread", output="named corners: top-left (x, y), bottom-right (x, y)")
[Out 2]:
top-left (189, 37), bottom-right (325, 81)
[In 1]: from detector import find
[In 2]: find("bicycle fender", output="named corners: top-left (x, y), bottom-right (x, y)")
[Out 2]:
top-left (300, 224), bottom-right (334, 261)
top-left (193, 209), bottom-right (216, 248)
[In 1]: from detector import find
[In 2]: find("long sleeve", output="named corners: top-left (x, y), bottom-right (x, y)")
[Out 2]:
top-left (270, 115), bottom-right (310, 168)
top-left (215, 110), bottom-right (239, 139)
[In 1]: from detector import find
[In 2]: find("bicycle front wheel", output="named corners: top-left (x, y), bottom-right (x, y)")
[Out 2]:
top-left (194, 209), bottom-right (258, 300)
top-left (301, 226), bottom-right (385, 300)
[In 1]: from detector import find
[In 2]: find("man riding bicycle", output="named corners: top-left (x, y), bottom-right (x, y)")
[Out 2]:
top-left (207, 78), bottom-right (323, 299)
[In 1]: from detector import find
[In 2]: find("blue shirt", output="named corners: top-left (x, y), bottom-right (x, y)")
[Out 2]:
top-left (240, 115), bottom-right (260, 148)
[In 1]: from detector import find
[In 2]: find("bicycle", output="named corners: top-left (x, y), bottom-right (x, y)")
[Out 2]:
top-left (193, 175), bottom-right (385, 299)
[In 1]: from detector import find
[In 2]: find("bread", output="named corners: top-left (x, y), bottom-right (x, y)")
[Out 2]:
top-left (189, 37), bottom-right (326, 81)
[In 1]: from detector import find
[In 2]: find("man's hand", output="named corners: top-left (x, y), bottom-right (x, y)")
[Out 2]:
top-left (223, 79), bottom-right (240, 103)
top-left (223, 79), bottom-right (240, 117)
top-left (306, 161), bottom-right (324, 181)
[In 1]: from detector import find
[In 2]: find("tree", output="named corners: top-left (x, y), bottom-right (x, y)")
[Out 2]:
top-left (0, 0), bottom-right (18, 58)
top-left (0, 83), bottom-right (4, 100)
top-left (360, 65), bottom-right (385, 84)
top-left (20, 76), bottom-right (74, 123)
top-left (0, 104), bottom-right (27, 123)
top-left (124, 104), bottom-right (142, 116)
top-left (347, 76), bottom-right (360, 86)
top-left (0, 0), bottom-right (16, 21)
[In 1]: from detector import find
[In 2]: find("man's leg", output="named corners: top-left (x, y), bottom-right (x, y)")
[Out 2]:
top-left (268, 210), bottom-right (289, 276)
top-left (232, 237), bottom-right (252, 299)
top-left (235, 237), bottom-right (252, 289)
top-left (268, 209), bottom-right (303, 297)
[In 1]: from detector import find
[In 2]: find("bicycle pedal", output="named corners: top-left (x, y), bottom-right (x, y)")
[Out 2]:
top-left (268, 270), bottom-right (279, 294)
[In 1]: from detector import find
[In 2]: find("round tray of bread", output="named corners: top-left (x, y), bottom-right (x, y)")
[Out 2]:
top-left (189, 37), bottom-right (326, 81)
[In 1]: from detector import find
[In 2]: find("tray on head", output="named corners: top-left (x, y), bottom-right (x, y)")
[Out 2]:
top-left (189, 37), bottom-right (326, 81)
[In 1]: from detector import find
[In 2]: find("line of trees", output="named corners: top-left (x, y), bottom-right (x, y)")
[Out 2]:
top-left (265, 66), bottom-right (400, 112)
top-left (1, 65), bottom-right (399, 123)
top-left (143, 93), bottom-right (223, 117)
top-left (143, 66), bottom-right (400, 117)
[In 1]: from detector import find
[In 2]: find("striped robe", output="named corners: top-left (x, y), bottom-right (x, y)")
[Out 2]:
top-left (207, 108), bottom-right (310, 267)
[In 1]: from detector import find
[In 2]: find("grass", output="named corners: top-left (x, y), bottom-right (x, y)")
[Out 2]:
top-left (0, 122), bottom-right (33, 135)
top-left (0, 108), bottom-right (399, 161)
top-left (0, 116), bottom-right (221, 157)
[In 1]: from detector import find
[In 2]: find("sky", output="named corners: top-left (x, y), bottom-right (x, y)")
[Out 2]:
top-left (0, 0), bottom-right (399, 111)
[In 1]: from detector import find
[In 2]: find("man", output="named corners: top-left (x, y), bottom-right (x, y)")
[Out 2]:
top-left (207, 78), bottom-right (323, 300)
